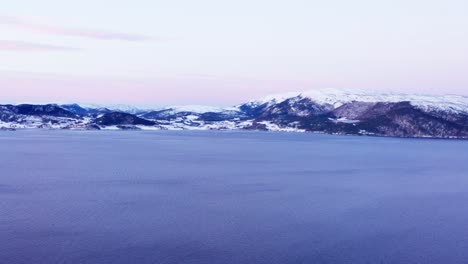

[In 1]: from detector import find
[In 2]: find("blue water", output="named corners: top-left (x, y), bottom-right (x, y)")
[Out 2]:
top-left (1, 130), bottom-right (468, 264)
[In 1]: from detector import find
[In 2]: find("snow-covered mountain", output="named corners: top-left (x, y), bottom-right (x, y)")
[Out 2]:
top-left (247, 89), bottom-right (468, 114)
top-left (1, 89), bottom-right (467, 138)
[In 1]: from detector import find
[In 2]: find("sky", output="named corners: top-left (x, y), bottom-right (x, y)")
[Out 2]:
top-left (1, 0), bottom-right (467, 105)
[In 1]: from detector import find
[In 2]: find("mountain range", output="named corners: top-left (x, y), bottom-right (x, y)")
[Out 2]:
top-left (1, 89), bottom-right (467, 139)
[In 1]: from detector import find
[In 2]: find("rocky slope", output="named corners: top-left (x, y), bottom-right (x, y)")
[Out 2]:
top-left (1, 89), bottom-right (467, 138)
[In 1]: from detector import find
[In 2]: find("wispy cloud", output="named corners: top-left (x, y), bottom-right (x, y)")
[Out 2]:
top-left (0, 16), bottom-right (154, 42)
top-left (0, 40), bottom-right (78, 51)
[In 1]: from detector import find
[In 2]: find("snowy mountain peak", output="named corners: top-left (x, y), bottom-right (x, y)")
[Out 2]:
top-left (78, 103), bottom-right (164, 114)
top-left (1, 89), bottom-right (468, 138)
top-left (253, 91), bottom-right (302, 105)
top-left (249, 89), bottom-right (468, 114)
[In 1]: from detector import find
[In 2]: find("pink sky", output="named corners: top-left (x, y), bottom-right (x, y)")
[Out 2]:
top-left (1, 0), bottom-right (467, 105)
top-left (2, 71), bottom-right (466, 105)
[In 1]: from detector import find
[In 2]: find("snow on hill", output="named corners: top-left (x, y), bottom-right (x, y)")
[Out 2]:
top-left (164, 105), bottom-right (239, 113)
top-left (248, 88), bottom-right (468, 113)
top-left (1, 88), bottom-right (467, 138)
top-left (80, 103), bottom-right (239, 114)
top-left (78, 103), bottom-right (159, 114)
top-left (249, 91), bottom-right (303, 106)
top-left (68, 89), bottom-right (468, 116)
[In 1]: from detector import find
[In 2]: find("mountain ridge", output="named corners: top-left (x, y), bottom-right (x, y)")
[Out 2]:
top-left (1, 89), bottom-right (467, 139)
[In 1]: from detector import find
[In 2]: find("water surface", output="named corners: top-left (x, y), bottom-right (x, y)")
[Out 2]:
top-left (1, 131), bottom-right (468, 264)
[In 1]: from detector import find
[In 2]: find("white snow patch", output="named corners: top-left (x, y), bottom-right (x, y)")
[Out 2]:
top-left (328, 117), bottom-right (361, 124)
top-left (300, 88), bottom-right (468, 113)
top-left (246, 91), bottom-right (301, 106)
top-left (166, 105), bottom-right (239, 113)
top-left (247, 88), bottom-right (468, 114)
top-left (257, 121), bottom-right (306, 132)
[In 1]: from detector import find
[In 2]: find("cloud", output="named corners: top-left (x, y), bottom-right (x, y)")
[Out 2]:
top-left (0, 40), bottom-right (78, 51)
top-left (0, 16), bottom-right (154, 42)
